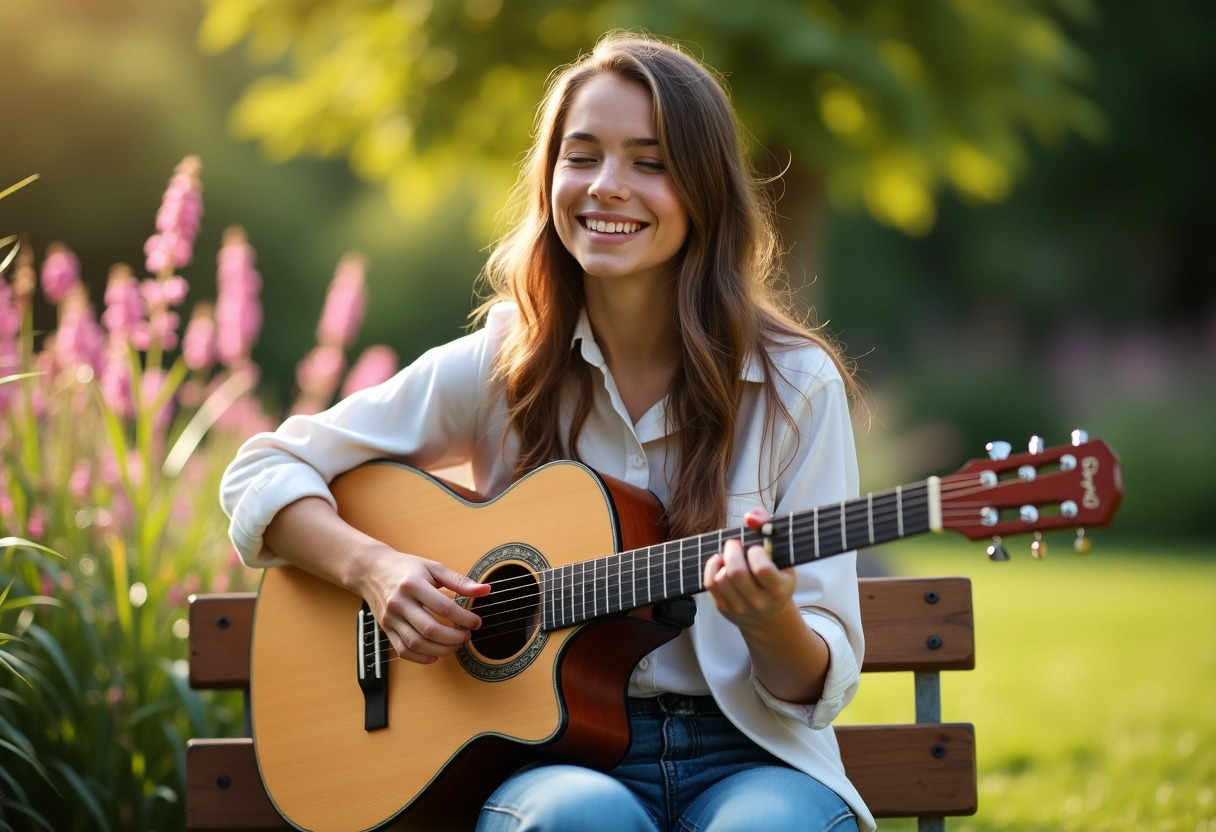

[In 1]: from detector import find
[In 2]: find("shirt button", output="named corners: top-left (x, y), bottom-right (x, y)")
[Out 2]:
top-left (630, 454), bottom-right (645, 468)
top-left (638, 658), bottom-right (650, 670)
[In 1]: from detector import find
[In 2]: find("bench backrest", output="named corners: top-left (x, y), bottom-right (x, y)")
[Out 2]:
top-left (186, 576), bottom-right (976, 830)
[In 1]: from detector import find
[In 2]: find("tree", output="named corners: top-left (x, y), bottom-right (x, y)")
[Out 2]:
top-left (199, 0), bottom-right (1101, 248)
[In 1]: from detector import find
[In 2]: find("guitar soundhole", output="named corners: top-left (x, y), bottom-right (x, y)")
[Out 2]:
top-left (467, 562), bottom-right (540, 662)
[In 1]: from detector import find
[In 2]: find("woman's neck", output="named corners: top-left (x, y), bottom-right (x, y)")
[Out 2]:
top-left (583, 273), bottom-right (681, 423)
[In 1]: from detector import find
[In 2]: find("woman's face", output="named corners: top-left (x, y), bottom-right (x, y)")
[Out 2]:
top-left (551, 74), bottom-right (689, 291)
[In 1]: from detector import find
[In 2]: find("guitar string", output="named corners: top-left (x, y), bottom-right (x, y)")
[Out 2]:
top-left (362, 504), bottom-right (1061, 648)
top-left (356, 471), bottom-right (1068, 644)
top-left (390, 472), bottom-right (1004, 606)
top-left (360, 469), bottom-right (1046, 629)
top-left (362, 496), bottom-right (1065, 647)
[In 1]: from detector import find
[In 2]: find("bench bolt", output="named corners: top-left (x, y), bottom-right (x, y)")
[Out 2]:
top-left (926, 635), bottom-right (942, 650)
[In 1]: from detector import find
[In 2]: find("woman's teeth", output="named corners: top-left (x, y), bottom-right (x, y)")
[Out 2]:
top-left (586, 219), bottom-right (641, 233)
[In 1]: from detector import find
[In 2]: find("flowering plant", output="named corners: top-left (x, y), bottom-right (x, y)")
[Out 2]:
top-left (0, 159), bottom-right (398, 830)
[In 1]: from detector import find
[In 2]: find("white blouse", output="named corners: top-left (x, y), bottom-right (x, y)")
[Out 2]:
top-left (220, 302), bottom-right (875, 830)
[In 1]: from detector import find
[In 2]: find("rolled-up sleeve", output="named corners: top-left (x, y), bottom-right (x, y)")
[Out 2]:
top-left (749, 353), bottom-right (864, 728)
top-left (220, 303), bottom-right (514, 566)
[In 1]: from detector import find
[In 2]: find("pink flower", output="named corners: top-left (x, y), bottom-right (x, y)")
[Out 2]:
top-left (69, 460), bottom-right (92, 499)
top-left (215, 227), bottom-right (263, 367)
top-left (0, 279), bottom-right (20, 339)
top-left (341, 345), bottom-right (399, 398)
top-left (145, 156), bottom-right (203, 274)
top-left (27, 508), bottom-right (46, 540)
top-left (296, 345), bottom-right (346, 396)
top-left (142, 367), bottom-right (175, 433)
top-left (316, 253), bottom-right (368, 349)
top-left (182, 303), bottom-right (217, 371)
top-left (0, 278), bottom-right (21, 412)
top-left (0, 340), bottom-right (17, 412)
top-left (40, 243), bottom-right (81, 305)
top-left (101, 267), bottom-right (145, 339)
top-left (99, 339), bottom-right (134, 417)
top-left (55, 288), bottom-right (105, 373)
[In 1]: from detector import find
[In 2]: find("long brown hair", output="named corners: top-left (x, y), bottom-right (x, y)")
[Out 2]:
top-left (478, 33), bottom-right (855, 538)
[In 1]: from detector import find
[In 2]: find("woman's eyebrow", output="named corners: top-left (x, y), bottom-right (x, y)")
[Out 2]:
top-left (562, 131), bottom-right (660, 148)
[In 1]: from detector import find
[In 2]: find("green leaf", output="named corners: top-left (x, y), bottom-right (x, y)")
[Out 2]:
top-left (0, 174), bottom-right (40, 202)
top-left (0, 371), bottom-right (47, 386)
top-left (0, 537), bottom-right (64, 559)
top-left (0, 737), bottom-right (53, 787)
top-left (47, 758), bottom-right (111, 832)
top-left (21, 625), bottom-right (83, 701)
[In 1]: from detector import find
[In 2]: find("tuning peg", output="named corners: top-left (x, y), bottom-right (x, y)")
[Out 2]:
top-left (1028, 435), bottom-right (1045, 454)
top-left (1031, 531), bottom-right (1047, 559)
top-left (1071, 429), bottom-right (1089, 446)
top-left (986, 441), bottom-right (1012, 461)
top-left (987, 536), bottom-right (1011, 562)
top-left (1074, 528), bottom-right (1092, 555)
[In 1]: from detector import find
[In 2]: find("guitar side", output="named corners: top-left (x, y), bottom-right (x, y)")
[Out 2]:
top-left (249, 461), bottom-right (671, 832)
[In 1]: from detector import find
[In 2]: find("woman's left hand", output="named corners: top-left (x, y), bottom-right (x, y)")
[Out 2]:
top-left (702, 507), bottom-right (797, 632)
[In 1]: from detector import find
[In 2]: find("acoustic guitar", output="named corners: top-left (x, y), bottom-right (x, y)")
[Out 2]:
top-left (249, 435), bottom-right (1122, 831)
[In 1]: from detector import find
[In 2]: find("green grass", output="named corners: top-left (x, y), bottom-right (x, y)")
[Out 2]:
top-left (838, 536), bottom-right (1216, 831)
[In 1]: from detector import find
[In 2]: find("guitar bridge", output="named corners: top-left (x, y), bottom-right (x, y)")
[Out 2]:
top-left (357, 603), bottom-right (389, 731)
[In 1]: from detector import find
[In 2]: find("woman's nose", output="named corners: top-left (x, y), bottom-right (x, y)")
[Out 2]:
top-left (589, 159), bottom-right (628, 201)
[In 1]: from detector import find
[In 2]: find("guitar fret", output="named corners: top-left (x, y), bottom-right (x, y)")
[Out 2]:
top-left (896, 486), bottom-right (904, 538)
top-left (788, 513), bottom-right (795, 567)
top-left (677, 539), bottom-right (684, 596)
top-left (867, 493), bottom-right (874, 545)
top-left (813, 506), bottom-right (820, 559)
top-left (839, 501), bottom-right (847, 551)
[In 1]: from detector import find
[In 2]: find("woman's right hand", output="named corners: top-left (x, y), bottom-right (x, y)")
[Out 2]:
top-left (359, 547), bottom-right (492, 664)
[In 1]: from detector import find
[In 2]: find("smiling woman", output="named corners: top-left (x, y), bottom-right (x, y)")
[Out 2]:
top-left (220, 32), bottom-right (872, 832)
top-left (551, 75), bottom-right (689, 293)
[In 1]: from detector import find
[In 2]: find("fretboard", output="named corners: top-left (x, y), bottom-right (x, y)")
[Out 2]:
top-left (540, 481), bottom-right (934, 630)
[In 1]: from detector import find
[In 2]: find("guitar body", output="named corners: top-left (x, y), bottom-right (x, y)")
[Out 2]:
top-left (250, 460), bottom-right (672, 832)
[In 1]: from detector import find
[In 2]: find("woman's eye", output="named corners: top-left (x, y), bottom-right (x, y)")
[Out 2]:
top-left (565, 154), bottom-right (596, 165)
top-left (636, 160), bottom-right (667, 171)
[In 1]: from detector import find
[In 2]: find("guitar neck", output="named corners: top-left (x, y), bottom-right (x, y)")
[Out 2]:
top-left (541, 479), bottom-right (938, 630)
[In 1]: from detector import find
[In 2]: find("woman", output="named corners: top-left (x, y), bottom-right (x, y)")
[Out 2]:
top-left (221, 33), bottom-right (873, 832)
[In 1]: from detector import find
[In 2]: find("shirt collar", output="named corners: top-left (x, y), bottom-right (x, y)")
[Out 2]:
top-left (571, 308), bottom-right (765, 382)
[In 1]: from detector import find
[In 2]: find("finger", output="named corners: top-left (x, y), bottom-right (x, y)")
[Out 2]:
top-left (431, 562), bottom-right (492, 598)
top-left (407, 575), bottom-right (484, 631)
top-left (401, 602), bottom-right (473, 649)
top-left (710, 540), bottom-right (753, 610)
top-left (745, 543), bottom-right (790, 594)
top-left (743, 505), bottom-right (773, 531)
top-left (721, 537), bottom-right (758, 588)
top-left (703, 552), bottom-right (725, 590)
top-left (383, 625), bottom-right (438, 664)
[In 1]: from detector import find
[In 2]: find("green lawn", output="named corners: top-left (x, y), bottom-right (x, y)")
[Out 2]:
top-left (837, 537), bottom-right (1216, 831)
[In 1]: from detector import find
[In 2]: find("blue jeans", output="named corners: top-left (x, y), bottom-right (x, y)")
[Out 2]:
top-left (477, 693), bottom-right (857, 832)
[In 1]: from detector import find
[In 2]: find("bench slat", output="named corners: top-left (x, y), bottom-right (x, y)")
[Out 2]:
top-left (187, 576), bottom-right (974, 688)
top-left (186, 723), bottom-right (976, 829)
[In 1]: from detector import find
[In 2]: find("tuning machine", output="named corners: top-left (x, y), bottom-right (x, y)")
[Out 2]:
top-left (986, 536), bottom-right (1010, 562)
top-left (1031, 531), bottom-right (1047, 559)
top-left (985, 441), bottom-right (1012, 461)
top-left (1074, 528), bottom-right (1092, 555)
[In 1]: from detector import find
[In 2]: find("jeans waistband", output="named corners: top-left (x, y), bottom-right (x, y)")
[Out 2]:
top-left (626, 693), bottom-right (721, 717)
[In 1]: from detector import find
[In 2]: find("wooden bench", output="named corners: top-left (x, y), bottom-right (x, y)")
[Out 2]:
top-left (186, 577), bottom-right (976, 831)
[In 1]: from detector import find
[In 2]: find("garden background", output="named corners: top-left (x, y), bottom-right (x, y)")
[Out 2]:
top-left (1, 0), bottom-right (1213, 829)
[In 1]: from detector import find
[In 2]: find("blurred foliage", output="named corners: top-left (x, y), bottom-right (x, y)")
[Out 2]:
top-left (198, 0), bottom-right (1103, 238)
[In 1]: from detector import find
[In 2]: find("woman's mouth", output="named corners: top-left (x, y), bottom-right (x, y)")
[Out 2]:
top-left (579, 217), bottom-right (646, 234)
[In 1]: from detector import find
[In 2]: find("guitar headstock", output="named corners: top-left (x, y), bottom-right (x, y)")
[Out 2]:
top-left (941, 432), bottom-right (1122, 555)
